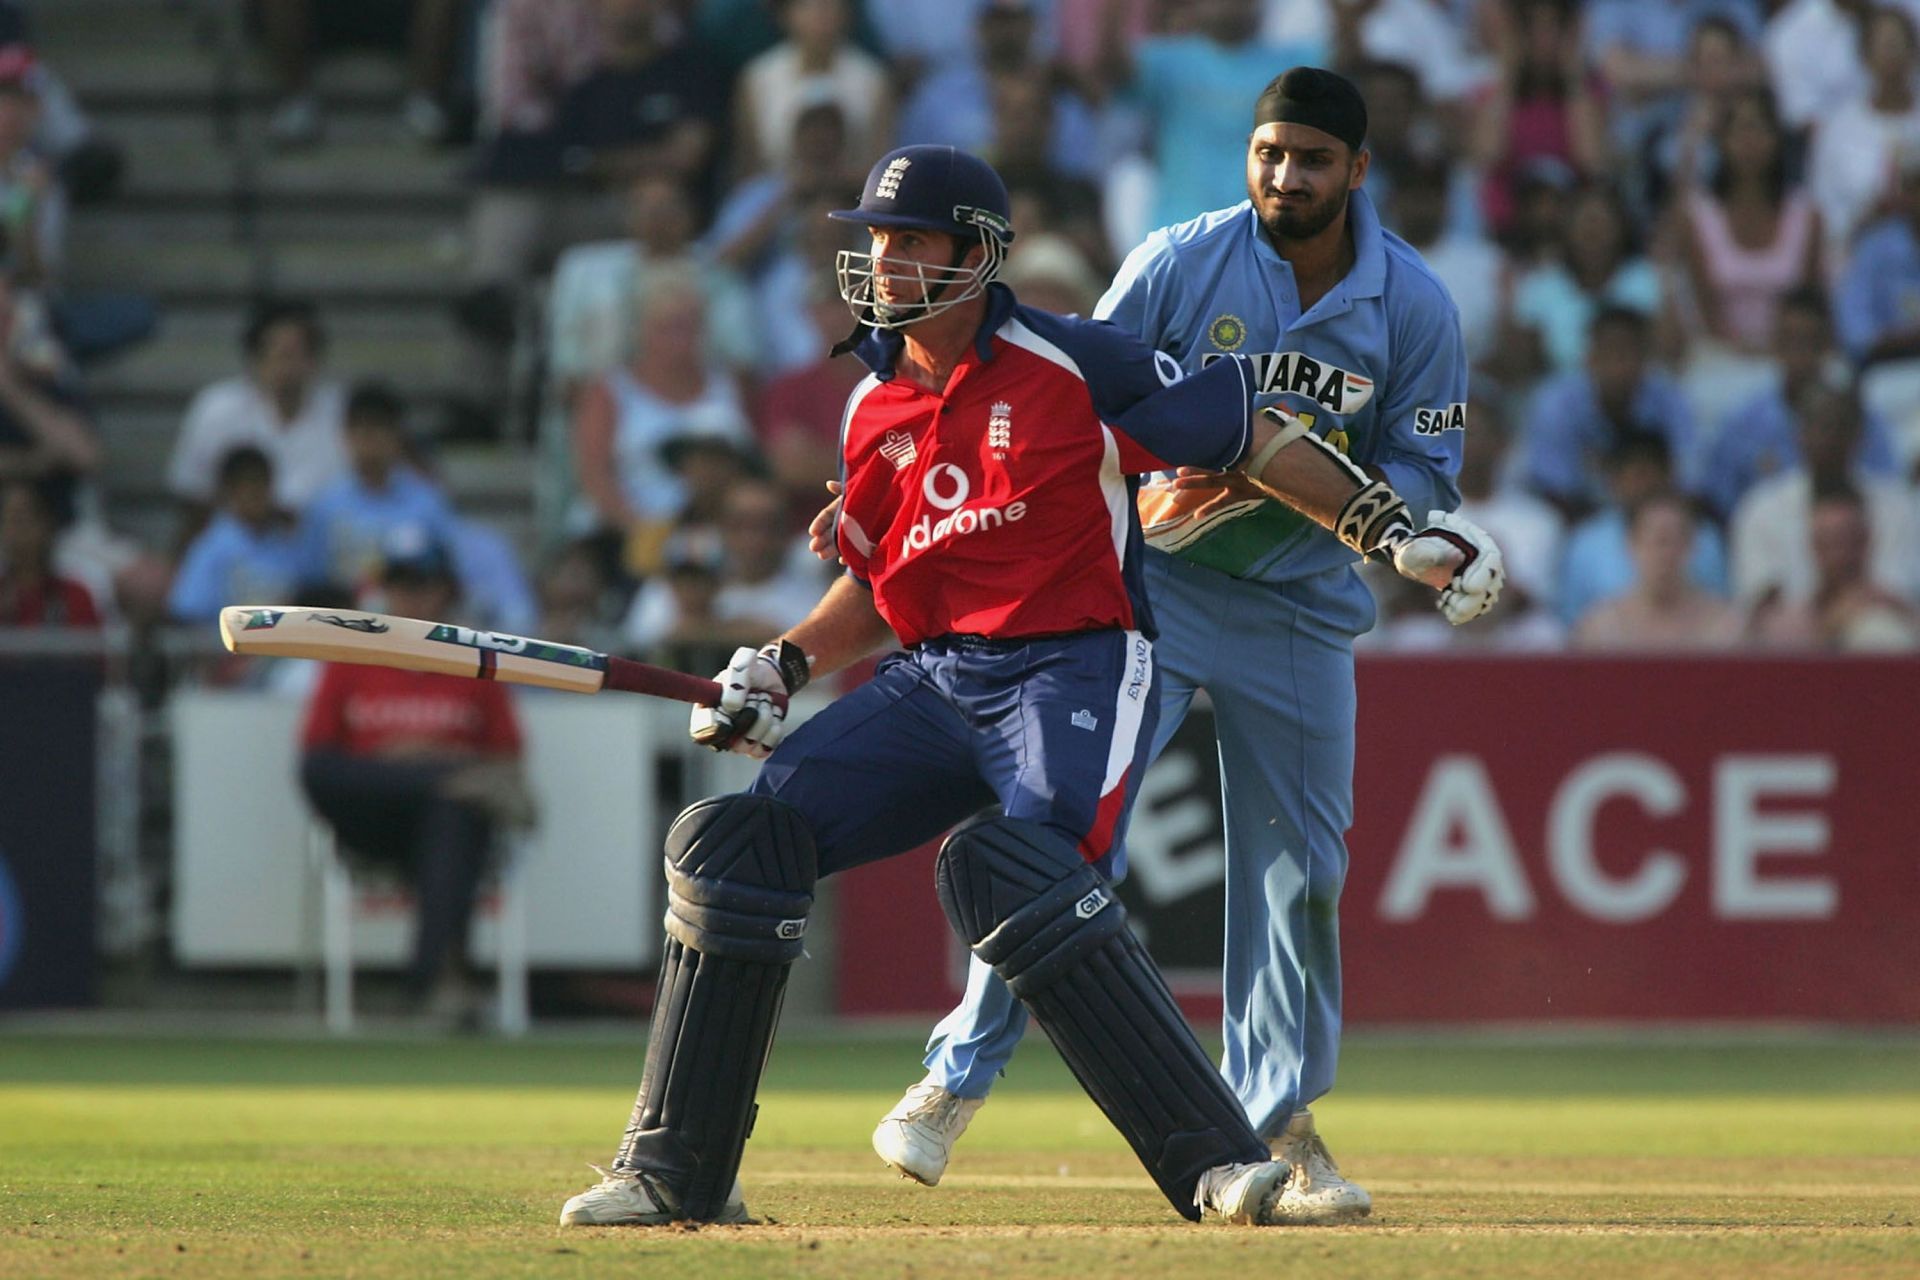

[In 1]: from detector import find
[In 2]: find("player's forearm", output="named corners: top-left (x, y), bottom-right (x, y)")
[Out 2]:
top-left (780, 575), bottom-right (895, 680)
top-left (1234, 411), bottom-right (1384, 531)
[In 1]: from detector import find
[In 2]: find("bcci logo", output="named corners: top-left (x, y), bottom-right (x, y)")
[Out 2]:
top-left (988, 401), bottom-right (1012, 458)
top-left (1208, 313), bottom-right (1247, 352)
top-left (875, 155), bottom-right (912, 200)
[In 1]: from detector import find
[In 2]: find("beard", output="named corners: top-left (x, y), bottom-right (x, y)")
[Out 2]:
top-left (1259, 184), bottom-right (1350, 243)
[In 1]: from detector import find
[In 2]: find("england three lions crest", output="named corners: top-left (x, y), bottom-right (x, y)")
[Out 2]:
top-left (988, 401), bottom-right (1012, 459)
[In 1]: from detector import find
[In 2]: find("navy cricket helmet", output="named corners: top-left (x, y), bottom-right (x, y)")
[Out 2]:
top-left (827, 145), bottom-right (1015, 329)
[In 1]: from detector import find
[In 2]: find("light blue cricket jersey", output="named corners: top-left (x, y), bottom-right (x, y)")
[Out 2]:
top-left (1095, 188), bottom-right (1467, 585)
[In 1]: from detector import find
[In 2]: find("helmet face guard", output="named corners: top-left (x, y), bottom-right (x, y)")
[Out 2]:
top-left (835, 205), bottom-right (1011, 330)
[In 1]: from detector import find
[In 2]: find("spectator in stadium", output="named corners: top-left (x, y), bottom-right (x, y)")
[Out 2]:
top-left (752, 270), bottom-right (868, 514)
top-left (1573, 489), bottom-right (1746, 650)
top-left (993, 84), bottom-right (1109, 277)
top-left (569, 267), bottom-right (753, 572)
top-left (1764, 0), bottom-right (1870, 132)
top-left (1333, 0), bottom-right (1493, 116)
top-left (295, 382), bottom-right (458, 598)
top-left (1751, 483), bottom-right (1920, 650)
top-left (299, 533), bottom-right (532, 1028)
top-left (997, 231), bottom-right (1104, 317)
top-left (1648, 16), bottom-right (1767, 207)
top-left (1394, 155), bottom-right (1507, 367)
top-left (744, 184), bottom-right (869, 376)
top-left (0, 49), bottom-right (65, 288)
top-left (165, 446), bottom-right (302, 624)
top-left (1807, 5), bottom-right (1920, 264)
top-left (1455, 390), bottom-right (1565, 626)
top-left (0, 475), bottom-right (95, 627)
top-left (1558, 431), bottom-right (1728, 627)
top-left (533, 537), bottom-right (623, 653)
top-left (861, 0), bottom-right (998, 90)
top-left (1675, 88), bottom-right (1819, 356)
top-left (1094, 0), bottom-right (1325, 241)
top-left (733, 0), bottom-right (890, 181)
top-left (1700, 287), bottom-right (1899, 522)
top-left (0, 268), bottom-right (95, 516)
top-left (547, 171), bottom-right (758, 389)
top-left (1470, 0), bottom-right (1608, 238)
top-left (167, 299), bottom-right (347, 532)
top-left (897, 0), bottom-right (1098, 183)
top-left (1732, 374), bottom-right (1919, 607)
top-left (1579, 0), bottom-right (1760, 191)
top-left (1521, 305), bottom-right (1696, 518)
top-left (0, 3), bottom-right (124, 205)
top-left (705, 92), bottom-right (865, 277)
top-left (259, 0), bottom-right (467, 147)
top-left (402, 439), bottom-right (540, 636)
top-left (1510, 180), bottom-right (1665, 373)
top-left (622, 477), bottom-right (821, 653)
top-left (1832, 147), bottom-right (1920, 460)
top-left (552, 0), bottom-right (727, 195)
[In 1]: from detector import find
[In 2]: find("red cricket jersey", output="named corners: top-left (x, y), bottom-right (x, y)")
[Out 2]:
top-left (834, 286), bottom-right (1253, 646)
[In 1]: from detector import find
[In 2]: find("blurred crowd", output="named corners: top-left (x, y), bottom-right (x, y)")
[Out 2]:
top-left (5, 0), bottom-right (1920, 666)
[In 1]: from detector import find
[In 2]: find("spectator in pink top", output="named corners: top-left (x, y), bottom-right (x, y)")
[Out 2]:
top-left (1471, 0), bottom-right (1609, 236)
top-left (1676, 87), bottom-right (1820, 356)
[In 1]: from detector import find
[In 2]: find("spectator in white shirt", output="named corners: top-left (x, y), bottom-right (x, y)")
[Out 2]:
top-left (1732, 373), bottom-right (1919, 607)
top-left (1807, 5), bottom-right (1920, 263)
top-left (165, 299), bottom-right (347, 539)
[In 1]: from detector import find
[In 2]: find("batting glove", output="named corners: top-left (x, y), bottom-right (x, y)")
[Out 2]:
top-left (689, 639), bottom-right (811, 758)
top-left (1388, 510), bottom-right (1505, 625)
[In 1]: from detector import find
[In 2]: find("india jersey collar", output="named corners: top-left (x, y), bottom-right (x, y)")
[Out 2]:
top-left (1243, 186), bottom-right (1387, 305)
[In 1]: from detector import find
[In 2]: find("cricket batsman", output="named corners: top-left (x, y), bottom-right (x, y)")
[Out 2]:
top-left (556, 143), bottom-right (1495, 1228)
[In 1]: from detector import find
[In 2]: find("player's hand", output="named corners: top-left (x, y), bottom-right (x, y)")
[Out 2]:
top-left (808, 481), bottom-right (843, 564)
top-left (689, 639), bottom-right (811, 758)
top-left (1161, 466), bottom-right (1269, 499)
top-left (1390, 510), bottom-right (1505, 624)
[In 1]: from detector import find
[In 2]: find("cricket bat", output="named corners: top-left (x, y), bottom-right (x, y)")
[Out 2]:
top-left (218, 605), bottom-right (778, 709)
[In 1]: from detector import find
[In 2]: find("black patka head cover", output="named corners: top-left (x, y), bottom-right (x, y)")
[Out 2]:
top-left (1253, 66), bottom-right (1368, 151)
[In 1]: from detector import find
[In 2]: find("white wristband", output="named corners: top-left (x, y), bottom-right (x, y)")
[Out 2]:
top-left (1244, 408), bottom-right (1311, 478)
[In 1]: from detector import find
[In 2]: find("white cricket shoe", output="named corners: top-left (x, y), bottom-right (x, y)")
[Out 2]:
top-left (1269, 1110), bottom-right (1372, 1223)
top-left (871, 1075), bottom-right (985, 1186)
top-left (1195, 1159), bottom-right (1292, 1224)
top-left (558, 1164), bottom-right (750, 1226)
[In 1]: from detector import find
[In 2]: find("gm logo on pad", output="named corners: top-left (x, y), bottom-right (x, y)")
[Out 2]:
top-left (1074, 889), bottom-right (1110, 920)
top-left (776, 919), bottom-right (807, 941)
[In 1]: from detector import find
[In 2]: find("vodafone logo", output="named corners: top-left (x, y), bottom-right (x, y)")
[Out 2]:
top-left (923, 464), bottom-right (970, 511)
top-left (898, 461), bottom-right (1027, 559)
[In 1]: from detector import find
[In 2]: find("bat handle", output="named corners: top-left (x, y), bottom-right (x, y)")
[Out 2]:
top-left (602, 656), bottom-right (790, 711)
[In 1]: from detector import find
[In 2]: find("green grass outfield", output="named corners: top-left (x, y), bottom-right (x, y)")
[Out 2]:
top-left (2, 1030), bottom-right (1917, 1279)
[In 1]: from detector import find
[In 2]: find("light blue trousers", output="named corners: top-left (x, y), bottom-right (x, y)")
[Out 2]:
top-left (922, 551), bottom-right (1369, 1138)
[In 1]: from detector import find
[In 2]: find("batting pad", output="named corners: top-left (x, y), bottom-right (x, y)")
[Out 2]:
top-left (936, 817), bottom-right (1267, 1220)
top-left (614, 794), bottom-right (816, 1220)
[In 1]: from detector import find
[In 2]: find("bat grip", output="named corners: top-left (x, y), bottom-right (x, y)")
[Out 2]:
top-left (602, 656), bottom-right (790, 711)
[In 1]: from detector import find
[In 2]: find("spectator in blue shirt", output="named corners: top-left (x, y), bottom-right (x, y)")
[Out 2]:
top-left (167, 445), bottom-right (303, 622)
top-left (1559, 431), bottom-right (1729, 626)
top-left (1702, 286), bottom-right (1899, 521)
top-left (1521, 305), bottom-right (1698, 517)
top-left (1833, 158), bottom-right (1920, 368)
top-left (896, 0), bottom-right (1098, 182)
top-left (1097, 0), bottom-right (1326, 234)
top-left (296, 382), bottom-right (457, 596)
